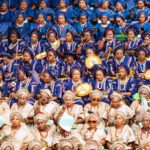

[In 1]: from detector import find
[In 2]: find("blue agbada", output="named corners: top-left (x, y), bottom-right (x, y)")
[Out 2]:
top-left (0, 0), bottom-right (19, 9)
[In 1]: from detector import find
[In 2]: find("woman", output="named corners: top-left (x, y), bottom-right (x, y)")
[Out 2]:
top-left (103, 92), bottom-right (134, 126)
top-left (54, 12), bottom-right (76, 41)
top-left (134, 113), bottom-right (150, 149)
top-left (11, 88), bottom-right (34, 121)
top-left (108, 43), bottom-right (135, 76)
top-left (110, 142), bottom-right (125, 150)
top-left (141, 140), bottom-right (150, 150)
top-left (35, 89), bottom-right (59, 122)
top-left (0, 112), bottom-right (33, 150)
top-left (106, 111), bottom-right (135, 149)
top-left (113, 64), bottom-right (137, 105)
top-left (28, 140), bottom-right (42, 150)
top-left (84, 90), bottom-right (109, 120)
top-left (58, 140), bottom-right (74, 150)
top-left (44, 27), bottom-right (61, 55)
top-left (135, 46), bottom-right (150, 79)
top-left (82, 113), bottom-right (106, 148)
top-left (32, 113), bottom-right (56, 150)
top-left (130, 85), bottom-right (150, 117)
top-left (55, 91), bottom-right (84, 130)
top-left (0, 142), bottom-right (14, 150)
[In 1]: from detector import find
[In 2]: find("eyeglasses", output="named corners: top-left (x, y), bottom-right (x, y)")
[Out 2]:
top-left (88, 120), bottom-right (97, 123)
top-left (92, 98), bottom-right (100, 101)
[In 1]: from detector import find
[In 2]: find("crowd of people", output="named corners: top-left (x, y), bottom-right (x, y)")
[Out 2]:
top-left (0, 0), bottom-right (150, 149)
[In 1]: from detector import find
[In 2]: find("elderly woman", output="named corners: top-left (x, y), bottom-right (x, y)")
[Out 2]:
top-left (110, 142), bottom-right (125, 150)
top-left (106, 111), bottom-right (135, 149)
top-left (0, 112), bottom-right (33, 150)
top-left (103, 92), bottom-right (134, 126)
top-left (32, 113), bottom-right (56, 150)
top-left (35, 89), bottom-right (59, 122)
top-left (84, 90), bottom-right (109, 120)
top-left (11, 88), bottom-right (34, 124)
top-left (55, 91), bottom-right (84, 130)
top-left (82, 113), bottom-right (106, 148)
top-left (28, 140), bottom-right (42, 150)
top-left (134, 113), bottom-right (150, 149)
top-left (0, 142), bottom-right (14, 150)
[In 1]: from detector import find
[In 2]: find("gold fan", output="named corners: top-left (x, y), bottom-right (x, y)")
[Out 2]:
top-left (14, 55), bottom-right (23, 60)
top-left (144, 69), bottom-right (150, 80)
top-left (85, 55), bottom-right (102, 69)
top-left (147, 57), bottom-right (150, 61)
top-left (35, 52), bottom-right (47, 60)
top-left (75, 83), bottom-right (92, 97)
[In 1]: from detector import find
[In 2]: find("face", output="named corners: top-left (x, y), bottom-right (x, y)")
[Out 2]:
top-left (118, 68), bottom-right (127, 78)
top-left (40, 1), bottom-right (47, 9)
top-left (43, 72), bottom-right (52, 83)
top-left (79, 0), bottom-right (86, 9)
top-left (96, 70), bottom-right (104, 81)
top-left (138, 1), bottom-right (144, 9)
top-left (73, 0), bottom-right (77, 5)
top-left (106, 31), bottom-right (114, 40)
top-left (48, 33), bottom-right (56, 42)
top-left (115, 114), bottom-right (125, 126)
top-left (66, 32), bottom-right (73, 42)
top-left (23, 52), bottom-right (31, 62)
top-left (31, 145), bottom-right (41, 150)
top-left (142, 116), bottom-right (150, 128)
top-left (101, 16), bottom-right (108, 24)
top-left (139, 14), bottom-right (146, 23)
top-left (138, 51), bottom-right (146, 61)
top-left (10, 33), bottom-right (18, 44)
top-left (115, 50), bottom-right (123, 60)
top-left (111, 98), bottom-right (120, 108)
top-left (58, 15), bottom-right (65, 24)
top-left (80, 16), bottom-right (87, 24)
top-left (88, 117), bottom-right (97, 129)
top-left (84, 32), bottom-right (91, 42)
top-left (38, 15), bottom-right (45, 24)
top-left (31, 33), bottom-right (38, 43)
top-left (144, 142), bottom-right (150, 150)
top-left (20, 1), bottom-right (27, 10)
top-left (4, 147), bottom-right (13, 150)
top-left (37, 120), bottom-right (47, 131)
top-left (116, 18), bottom-right (123, 26)
top-left (47, 51), bottom-right (56, 62)
top-left (144, 36), bottom-right (150, 45)
top-left (17, 14), bottom-right (24, 23)
top-left (72, 69), bottom-right (80, 82)
top-left (66, 56), bottom-right (74, 65)
top-left (91, 94), bottom-right (101, 106)
top-left (18, 95), bottom-right (27, 105)
top-left (59, 0), bottom-right (66, 8)
top-left (102, 1), bottom-right (109, 9)
top-left (128, 31), bottom-right (135, 40)
top-left (18, 69), bottom-right (26, 81)
top-left (65, 96), bottom-right (74, 106)
top-left (11, 115), bottom-right (20, 127)
top-left (116, 3), bottom-right (122, 11)
top-left (114, 147), bottom-right (124, 150)
top-left (40, 94), bottom-right (49, 105)
top-left (86, 49), bottom-right (95, 57)
top-left (1, 3), bottom-right (8, 11)
top-left (139, 90), bottom-right (149, 100)
top-left (0, 72), bottom-right (3, 81)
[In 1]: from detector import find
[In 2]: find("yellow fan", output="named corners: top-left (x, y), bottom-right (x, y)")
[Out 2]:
top-left (35, 52), bottom-right (47, 60)
top-left (14, 55), bottom-right (23, 60)
top-left (147, 57), bottom-right (150, 61)
top-left (75, 83), bottom-right (92, 97)
top-left (85, 55), bottom-right (102, 69)
top-left (144, 69), bottom-right (150, 80)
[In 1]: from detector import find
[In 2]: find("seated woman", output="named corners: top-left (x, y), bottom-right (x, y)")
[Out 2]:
top-left (11, 88), bottom-right (34, 123)
top-left (106, 111), bottom-right (135, 149)
top-left (98, 26), bottom-right (119, 59)
top-left (84, 90), bottom-right (109, 120)
top-left (37, 68), bottom-right (63, 104)
top-left (12, 12), bottom-right (30, 41)
top-left (141, 31), bottom-right (150, 56)
top-left (113, 64), bottom-right (137, 105)
top-left (135, 46), bottom-right (150, 79)
top-left (34, 89), bottom-right (59, 122)
top-left (103, 92), bottom-right (134, 127)
top-left (63, 66), bottom-right (87, 106)
top-left (32, 113), bottom-right (56, 150)
top-left (134, 113), bottom-right (150, 149)
top-left (55, 91), bottom-right (84, 130)
top-left (123, 25), bottom-right (142, 56)
top-left (82, 113), bottom-right (106, 149)
top-left (133, 10), bottom-right (150, 33)
top-left (0, 142), bottom-right (15, 150)
top-left (54, 12), bottom-right (76, 41)
top-left (89, 65), bottom-right (112, 104)
top-left (44, 27), bottom-right (61, 55)
top-left (0, 112), bottom-right (33, 150)
top-left (108, 43), bottom-right (135, 77)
